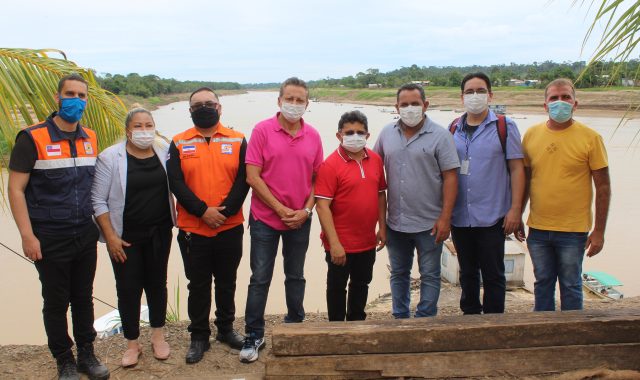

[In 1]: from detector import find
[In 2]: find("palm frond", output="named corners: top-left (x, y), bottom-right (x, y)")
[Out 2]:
top-left (580, 1), bottom-right (640, 65)
top-left (0, 48), bottom-right (126, 156)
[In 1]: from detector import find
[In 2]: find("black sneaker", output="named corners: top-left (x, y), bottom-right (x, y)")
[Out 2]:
top-left (185, 339), bottom-right (210, 364)
top-left (56, 350), bottom-right (79, 380)
top-left (238, 334), bottom-right (265, 363)
top-left (76, 343), bottom-right (109, 380)
top-left (216, 330), bottom-right (245, 350)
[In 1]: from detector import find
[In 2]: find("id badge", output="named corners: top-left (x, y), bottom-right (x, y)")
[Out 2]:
top-left (460, 159), bottom-right (470, 175)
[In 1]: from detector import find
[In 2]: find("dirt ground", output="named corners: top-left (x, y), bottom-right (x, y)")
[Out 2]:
top-left (1, 283), bottom-right (639, 380)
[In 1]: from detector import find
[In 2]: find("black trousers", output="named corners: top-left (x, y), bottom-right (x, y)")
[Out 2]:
top-left (112, 226), bottom-right (172, 340)
top-left (34, 224), bottom-right (99, 358)
top-left (178, 225), bottom-right (243, 341)
top-left (325, 249), bottom-right (376, 321)
top-left (451, 220), bottom-right (506, 314)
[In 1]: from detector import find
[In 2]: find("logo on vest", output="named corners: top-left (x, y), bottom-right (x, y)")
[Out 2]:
top-left (83, 141), bottom-right (94, 155)
top-left (46, 144), bottom-right (62, 156)
top-left (221, 143), bottom-right (233, 154)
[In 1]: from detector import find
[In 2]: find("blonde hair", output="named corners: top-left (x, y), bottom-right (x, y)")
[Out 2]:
top-left (545, 78), bottom-right (576, 99)
top-left (125, 107), bottom-right (154, 129)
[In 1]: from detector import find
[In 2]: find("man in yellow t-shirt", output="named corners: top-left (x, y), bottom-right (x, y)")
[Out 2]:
top-left (522, 78), bottom-right (611, 311)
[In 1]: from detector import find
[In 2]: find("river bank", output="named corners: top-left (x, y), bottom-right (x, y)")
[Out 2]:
top-left (308, 87), bottom-right (640, 118)
top-left (1, 284), bottom-right (638, 380)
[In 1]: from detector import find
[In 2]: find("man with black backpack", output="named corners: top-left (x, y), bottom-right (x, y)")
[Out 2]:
top-left (448, 72), bottom-right (525, 315)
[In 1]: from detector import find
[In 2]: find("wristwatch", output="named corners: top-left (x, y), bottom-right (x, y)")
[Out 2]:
top-left (303, 207), bottom-right (313, 218)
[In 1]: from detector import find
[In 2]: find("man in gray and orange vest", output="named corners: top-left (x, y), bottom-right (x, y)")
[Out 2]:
top-left (8, 73), bottom-right (109, 380)
top-left (167, 87), bottom-right (250, 364)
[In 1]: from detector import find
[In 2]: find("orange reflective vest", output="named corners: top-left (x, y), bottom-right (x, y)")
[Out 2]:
top-left (172, 124), bottom-right (245, 237)
top-left (23, 117), bottom-right (98, 235)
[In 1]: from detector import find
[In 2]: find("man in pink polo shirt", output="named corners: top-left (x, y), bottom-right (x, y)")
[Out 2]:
top-left (240, 77), bottom-right (323, 363)
top-left (315, 110), bottom-right (387, 322)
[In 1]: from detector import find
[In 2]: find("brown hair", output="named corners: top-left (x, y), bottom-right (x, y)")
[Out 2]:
top-left (279, 77), bottom-right (308, 98)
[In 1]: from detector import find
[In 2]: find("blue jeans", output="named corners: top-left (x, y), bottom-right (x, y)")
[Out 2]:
top-left (244, 215), bottom-right (310, 338)
top-left (386, 227), bottom-right (442, 318)
top-left (527, 228), bottom-right (588, 311)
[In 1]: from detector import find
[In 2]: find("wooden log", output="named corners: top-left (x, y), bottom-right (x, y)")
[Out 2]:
top-left (272, 308), bottom-right (640, 356)
top-left (266, 343), bottom-right (640, 379)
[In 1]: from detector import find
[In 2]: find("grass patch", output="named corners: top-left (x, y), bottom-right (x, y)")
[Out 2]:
top-left (354, 90), bottom-right (396, 101)
top-left (166, 281), bottom-right (181, 323)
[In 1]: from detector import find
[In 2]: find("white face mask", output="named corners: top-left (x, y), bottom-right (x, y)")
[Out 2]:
top-left (280, 102), bottom-right (306, 122)
top-left (398, 105), bottom-right (424, 127)
top-left (341, 134), bottom-right (367, 153)
top-left (463, 93), bottom-right (489, 114)
top-left (130, 130), bottom-right (155, 149)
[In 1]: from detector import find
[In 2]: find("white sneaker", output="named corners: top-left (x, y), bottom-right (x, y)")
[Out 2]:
top-left (239, 335), bottom-right (265, 363)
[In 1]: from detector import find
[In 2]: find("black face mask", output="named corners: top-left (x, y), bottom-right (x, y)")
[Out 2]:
top-left (191, 107), bottom-right (220, 129)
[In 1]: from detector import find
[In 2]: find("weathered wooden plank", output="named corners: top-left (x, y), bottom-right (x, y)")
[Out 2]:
top-left (266, 343), bottom-right (640, 379)
top-left (272, 308), bottom-right (640, 356)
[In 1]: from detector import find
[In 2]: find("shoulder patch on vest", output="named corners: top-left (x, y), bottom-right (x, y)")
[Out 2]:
top-left (83, 141), bottom-right (94, 155)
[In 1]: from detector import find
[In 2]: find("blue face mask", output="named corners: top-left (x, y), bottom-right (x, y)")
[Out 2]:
top-left (58, 97), bottom-right (87, 123)
top-left (548, 100), bottom-right (573, 123)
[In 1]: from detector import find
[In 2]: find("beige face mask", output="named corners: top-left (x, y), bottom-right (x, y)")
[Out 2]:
top-left (341, 134), bottom-right (367, 153)
top-left (130, 130), bottom-right (155, 149)
top-left (280, 102), bottom-right (306, 122)
top-left (399, 105), bottom-right (423, 127)
top-left (463, 93), bottom-right (489, 114)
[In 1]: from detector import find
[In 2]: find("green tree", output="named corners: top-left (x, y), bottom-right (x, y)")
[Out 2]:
top-left (447, 71), bottom-right (463, 87)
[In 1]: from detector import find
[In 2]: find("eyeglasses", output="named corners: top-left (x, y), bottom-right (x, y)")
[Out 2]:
top-left (342, 130), bottom-right (367, 136)
top-left (463, 89), bottom-right (489, 95)
top-left (190, 101), bottom-right (219, 111)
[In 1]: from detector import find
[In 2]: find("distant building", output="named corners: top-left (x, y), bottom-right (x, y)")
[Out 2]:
top-left (368, 83), bottom-right (382, 88)
top-left (411, 80), bottom-right (431, 87)
top-left (621, 78), bottom-right (639, 87)
top-left (507, 79), bottom-right (539, 87)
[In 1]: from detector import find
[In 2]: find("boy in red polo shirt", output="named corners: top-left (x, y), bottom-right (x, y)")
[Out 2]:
top-left (315, 110), bottom-right (387, 321)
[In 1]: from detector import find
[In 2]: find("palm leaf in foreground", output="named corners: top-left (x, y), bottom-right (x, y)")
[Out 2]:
top-left (0, 48), bottom-right (126, 157)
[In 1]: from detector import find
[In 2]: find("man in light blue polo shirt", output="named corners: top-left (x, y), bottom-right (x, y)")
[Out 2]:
top-left (449, 72), bottom-right (525, 315)
top-left (374, 83), bottom-right (459, 318)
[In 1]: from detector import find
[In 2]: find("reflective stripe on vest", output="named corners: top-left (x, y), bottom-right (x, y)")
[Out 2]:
top-left (33, 156), bottom-right (97, 169)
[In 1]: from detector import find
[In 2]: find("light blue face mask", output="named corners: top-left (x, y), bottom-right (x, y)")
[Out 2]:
top-left (58, 97), bottom-right (87, 123)
top-left (548, 100), bottom-right (573, 123)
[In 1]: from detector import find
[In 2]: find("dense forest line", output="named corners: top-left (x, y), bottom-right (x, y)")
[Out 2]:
top-left (96, 60), bottom-right (640, 98)
top-left (97, 73), bottom-right (242, 97)
top-left (307, 60), bottom-right (640, 89)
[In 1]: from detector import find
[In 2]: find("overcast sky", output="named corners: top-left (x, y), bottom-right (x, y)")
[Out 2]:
top-left (2, 0), bottom-right (623, 83)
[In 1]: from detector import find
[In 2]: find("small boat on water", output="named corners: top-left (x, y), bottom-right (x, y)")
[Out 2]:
top-left (489, 104), bottom-right (507, 115)
top-left (94, 305), bottom-right (150, 338)
top-left (582, 271), bottom-right (624, 300)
